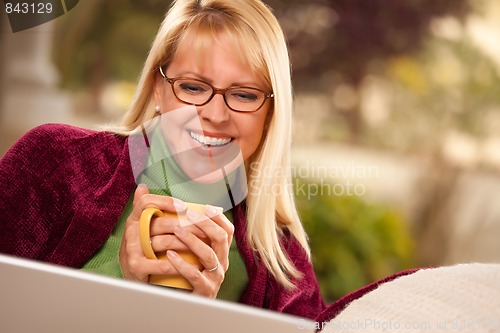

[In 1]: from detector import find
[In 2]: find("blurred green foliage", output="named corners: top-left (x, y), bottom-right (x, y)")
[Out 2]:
top-left (51, 0), bottom-right (473, 142)
top-left (294, 178), bottom-right (415, 302)
top-left (54, 0), bottom-right (167, 90)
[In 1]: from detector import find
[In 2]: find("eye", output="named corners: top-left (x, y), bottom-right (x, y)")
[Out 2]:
top-left (178, 81), bottom-right (210, 95)
top-left (230, 89), bottom-right (259, 102)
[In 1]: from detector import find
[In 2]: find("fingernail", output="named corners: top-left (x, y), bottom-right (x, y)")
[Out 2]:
top-left (172, 198), bottom-right (187, 212)
top-left (174, 226), bottom-right (187, 237)
top-left (220, 214), bottom-right (233, 228)
top-left (138, 183), bottom-right (148, 189)
top-left (166, 250), bottom-right (177, 259)
top-left (205, 205), bottom-right (223, 218)
top-left (186, 209), bottom-right (204, 223)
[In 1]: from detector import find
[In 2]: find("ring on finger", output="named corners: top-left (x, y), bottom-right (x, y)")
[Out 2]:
top-left (206, 262), bottom-right (219, 272)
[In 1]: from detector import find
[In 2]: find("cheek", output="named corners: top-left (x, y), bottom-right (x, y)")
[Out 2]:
top-left (158, 86), bottom-right (185, 112)
top-left (161, 95), bottom-right (181, 111)
top-left (237, 114), bottom-right (268, 160)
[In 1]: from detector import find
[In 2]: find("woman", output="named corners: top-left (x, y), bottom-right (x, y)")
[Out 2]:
top-left (0, 0), bottom-right (326, 319)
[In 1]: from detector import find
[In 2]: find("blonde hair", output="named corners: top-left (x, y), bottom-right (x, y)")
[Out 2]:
top-left (112, 0), bottom-right (309, 289)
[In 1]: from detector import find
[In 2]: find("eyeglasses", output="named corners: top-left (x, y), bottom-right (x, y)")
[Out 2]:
top-left (159, 67), bottom-right (273, 112)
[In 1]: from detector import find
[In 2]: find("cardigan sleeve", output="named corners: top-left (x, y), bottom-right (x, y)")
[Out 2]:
top-left (0, 123), bottom-right (134, 267)
top-left (0, 125), bottom-right (67, 260)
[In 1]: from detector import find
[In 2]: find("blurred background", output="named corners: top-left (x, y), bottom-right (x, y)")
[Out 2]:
top-left (1, 0), bottom-right (499, 303)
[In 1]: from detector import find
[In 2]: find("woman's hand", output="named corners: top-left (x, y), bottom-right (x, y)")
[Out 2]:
top-left (119, 184), bottom-right (189, 283)
top-left (166, 206), bottom-right (234, 298)
top-left (119, 184), bottom-right (234, 299)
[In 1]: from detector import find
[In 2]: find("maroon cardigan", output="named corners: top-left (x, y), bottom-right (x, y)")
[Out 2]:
top-left (0, 124), bottom-right (418, 327)
top-left (0, 124), bottom-right (325, 319)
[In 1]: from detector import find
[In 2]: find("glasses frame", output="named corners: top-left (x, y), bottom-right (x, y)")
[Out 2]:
top-left (158, 66), bottom-right (274, 113)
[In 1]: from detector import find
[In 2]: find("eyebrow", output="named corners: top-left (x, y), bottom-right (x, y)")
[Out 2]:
top-left (172, 71), bottom-right (263, 89)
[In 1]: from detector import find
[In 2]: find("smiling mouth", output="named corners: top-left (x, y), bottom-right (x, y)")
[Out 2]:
top-left (189, 131), bottom-right (233, 147)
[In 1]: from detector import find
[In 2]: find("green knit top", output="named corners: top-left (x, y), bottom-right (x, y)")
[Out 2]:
top-left (82, 126), bottom-right (248, 301)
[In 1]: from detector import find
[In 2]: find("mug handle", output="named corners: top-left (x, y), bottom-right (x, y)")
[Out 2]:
top-left (139, 207), bottom-right (165, 260)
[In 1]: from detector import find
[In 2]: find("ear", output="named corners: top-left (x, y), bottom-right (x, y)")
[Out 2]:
top-left (153, 72), bottom-right (165, 108)
top-left (263, 102), bottom-right (274, 133)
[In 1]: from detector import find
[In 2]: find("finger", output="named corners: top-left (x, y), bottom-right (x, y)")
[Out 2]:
top-left (133, 184), bottom-right (150, 205)
top-left (184, 210), bottom-right (231, 271)
top-left (173, 226), bottom-right (215, 263)
top-left (130, 193), bottom-right (187, 220)
top-left (150, 216), bottom-right (209, 240)
top-left (128, 184), bottom-right (150, 223)
top-left (150, 234), bottom-right (191, 252)
top-left (174, 223), bottom-right (228, 272)
top-left (166, 250), bottom-right (219, 293)
top-left (120, 220), bottom-right (181, 281)
top-left (132, 258), bottom-right (181, 279)
top-left (204, 205), bottom-right (234, 247)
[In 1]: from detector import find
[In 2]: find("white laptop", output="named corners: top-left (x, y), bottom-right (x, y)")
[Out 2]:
top-left (0, 254), bottom-right (316, 333)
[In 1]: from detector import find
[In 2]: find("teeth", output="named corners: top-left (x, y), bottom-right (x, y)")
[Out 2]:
top-left (189, 131), bottom-right (232, 146)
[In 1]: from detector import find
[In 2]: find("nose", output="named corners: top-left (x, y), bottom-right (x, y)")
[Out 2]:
top-left (199, 93), bottom-right (230, 124)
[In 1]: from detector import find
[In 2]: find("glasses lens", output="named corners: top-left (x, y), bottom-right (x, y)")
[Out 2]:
top-left (226, 88), bottom-right (266, 112)
top-left (173, 79), bottom-right (213, 105)
top-left (172, 78), bottom-right (268, 112)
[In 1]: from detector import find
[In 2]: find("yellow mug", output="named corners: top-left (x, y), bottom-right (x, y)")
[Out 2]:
top-left (139, 203), bottom-right (212, 290)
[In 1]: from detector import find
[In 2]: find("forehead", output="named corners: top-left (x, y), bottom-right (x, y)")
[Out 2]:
top-left (173, 25), bottom-right (268, 84)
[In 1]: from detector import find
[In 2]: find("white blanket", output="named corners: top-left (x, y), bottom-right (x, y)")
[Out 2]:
top-left (323, 263), bottom-right (500, 332)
